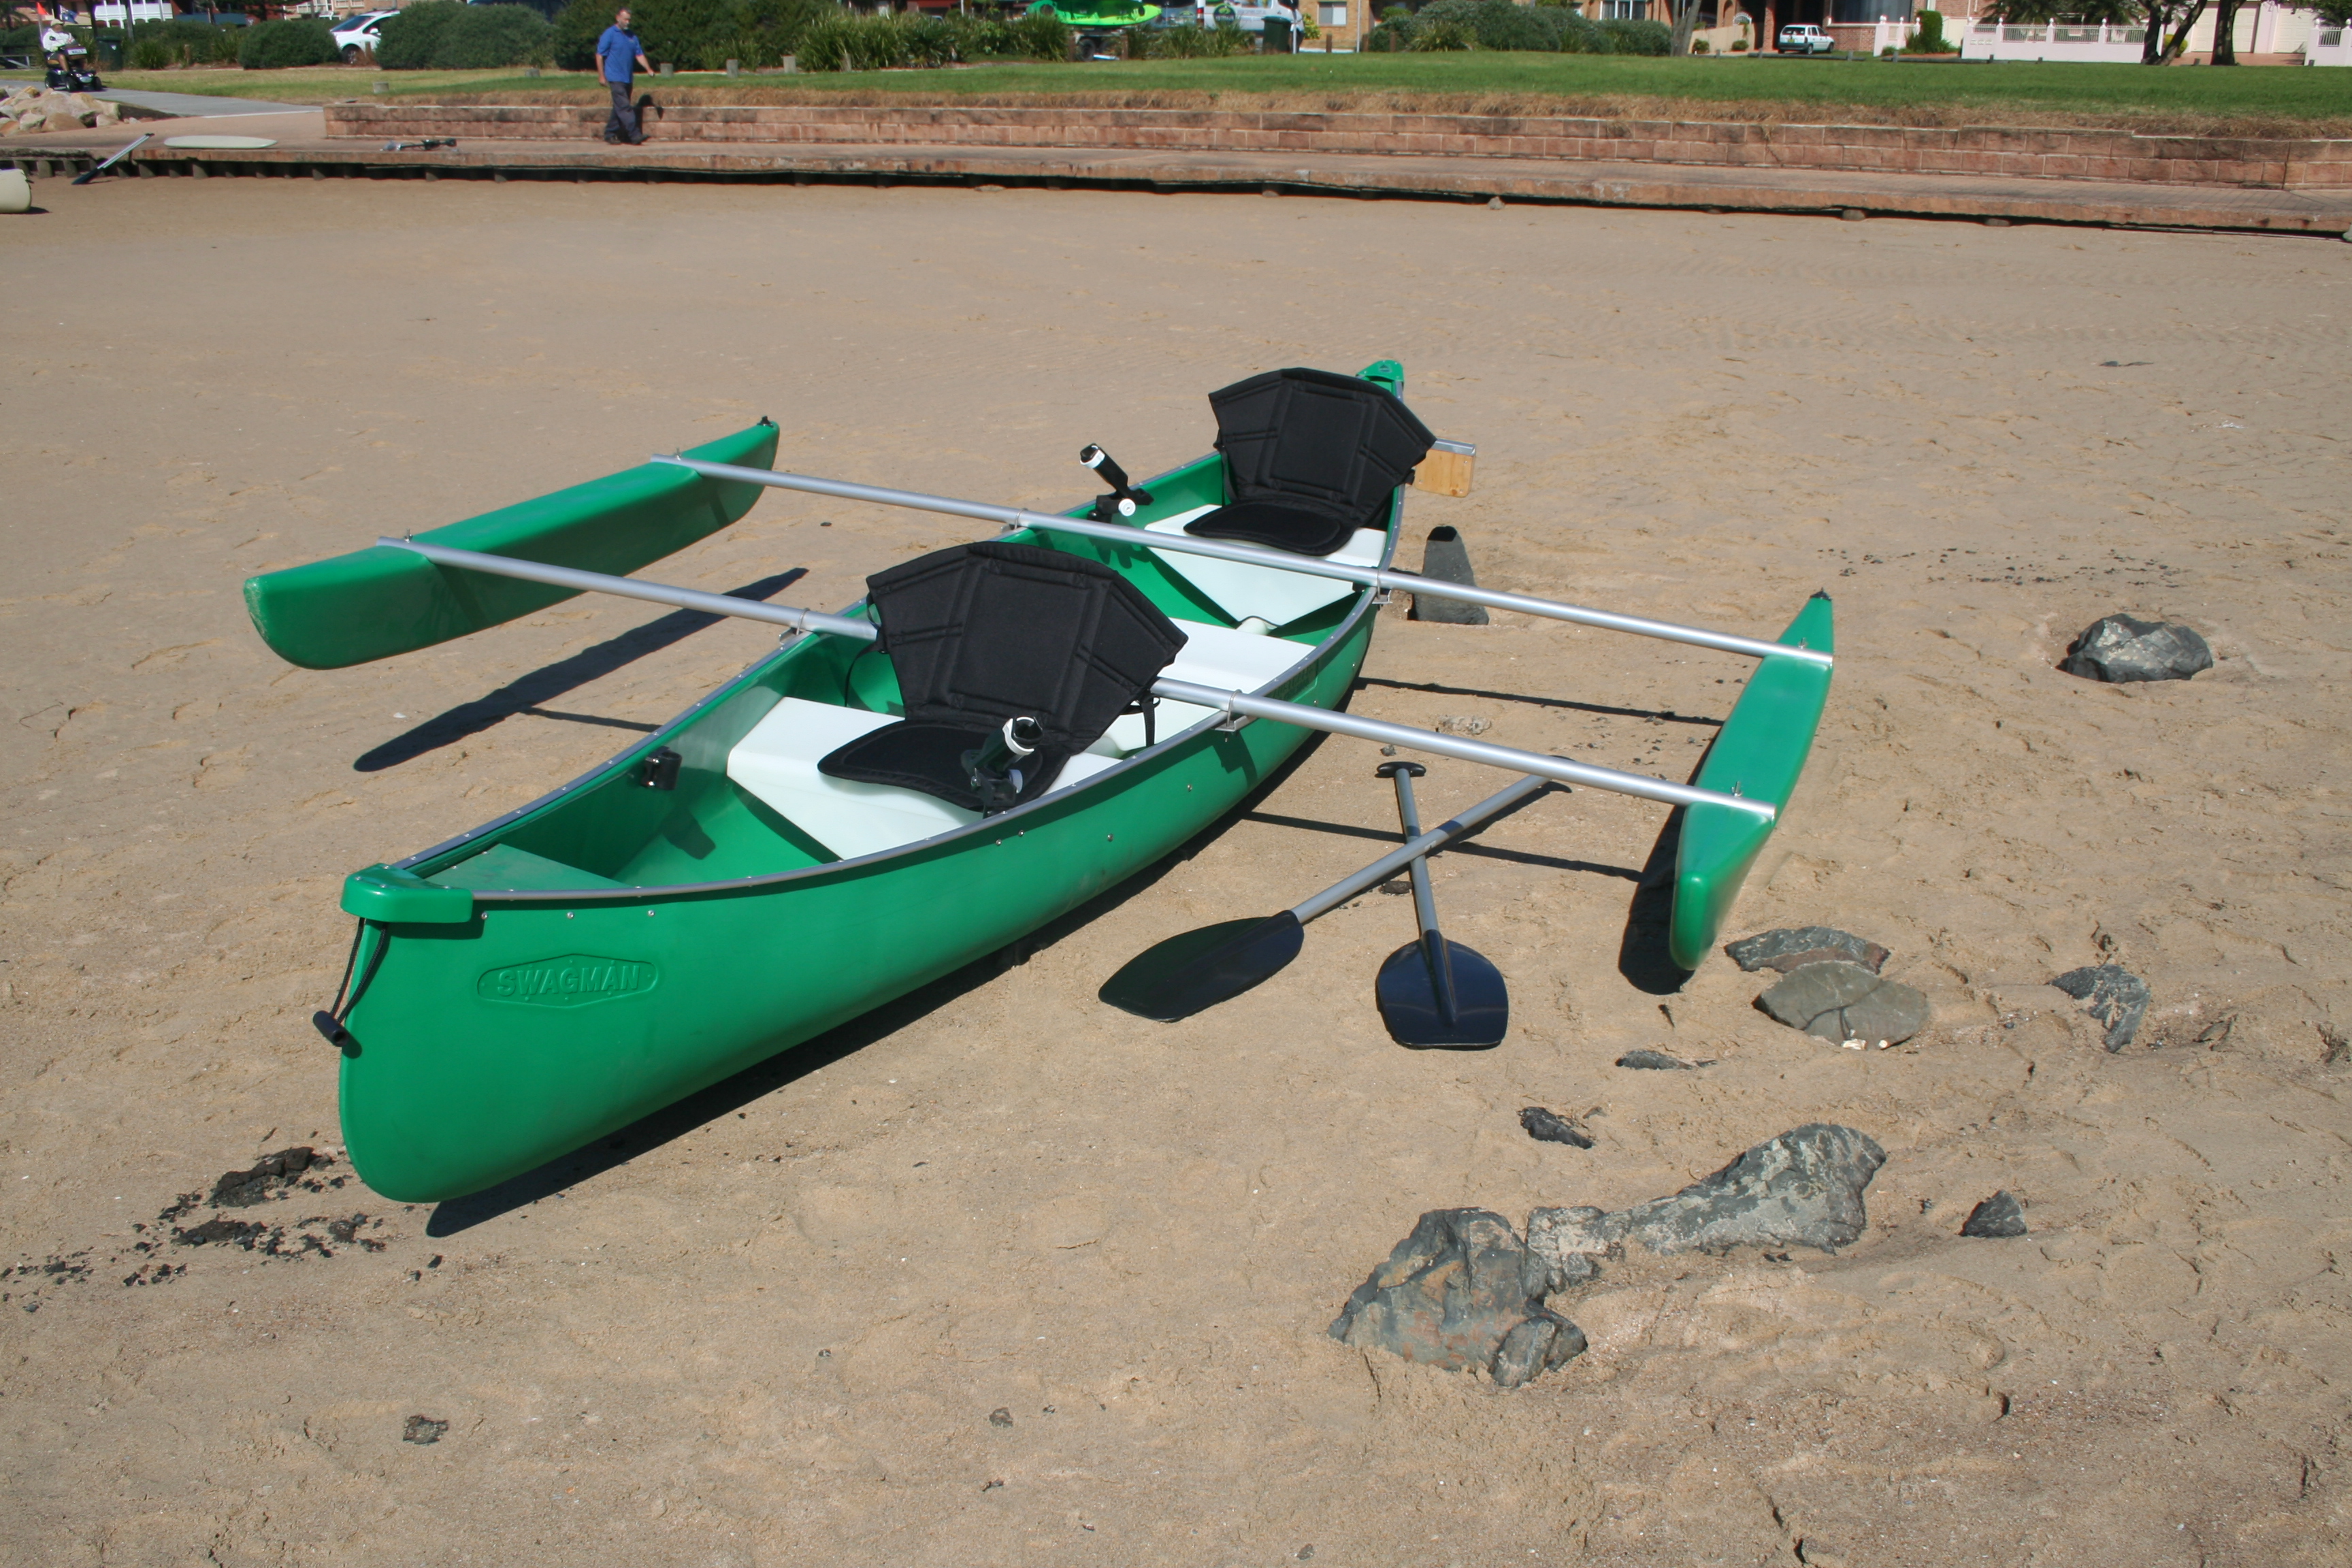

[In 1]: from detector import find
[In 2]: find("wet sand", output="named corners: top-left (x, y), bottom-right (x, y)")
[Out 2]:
top-left (2, 178), bottom-right (2348, 1565)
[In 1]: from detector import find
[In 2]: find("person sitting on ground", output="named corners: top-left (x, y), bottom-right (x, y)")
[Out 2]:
top-left (595, 7), bottom-right (653, 147)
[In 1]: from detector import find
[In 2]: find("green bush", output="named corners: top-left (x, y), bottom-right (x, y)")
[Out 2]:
top-left (238, 18), bottom-right (338, 68)
top-left (374, 0), bottom-right (461, 67)
top-left (1143, 19), bottom-right (1252, 56)
top-left (435, 2), bottom-right (555, 66)
top-left (795, 9), bottom-right (1067, 70)
top-left (554, 0), bottom-right (837, 72)
top-left (125, 18), bottom-right (247, 65)
top-left (1729, 34), bottom-right (1748, 48)
top-left (129, 35), bottom-right (172, 67)
top-left (1597, 16), bottom-right (1669, 52)
top-left (1908, 7), bottom-right (1950, 50)
top-left (1409, 18), bottom-right (1473, 49)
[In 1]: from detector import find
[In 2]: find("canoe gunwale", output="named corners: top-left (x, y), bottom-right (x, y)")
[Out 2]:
top-left (387, 460), bottom-right (1392, 904)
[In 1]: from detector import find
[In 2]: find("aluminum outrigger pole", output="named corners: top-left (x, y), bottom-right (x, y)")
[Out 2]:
top-left (376, 538), bottom-right (1778, 822)
top-left (653, 455), bottom-right (1834, 670)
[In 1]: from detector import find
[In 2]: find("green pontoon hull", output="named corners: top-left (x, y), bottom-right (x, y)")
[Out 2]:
top-left (327, 445), bottom-right (1387, 1204)
top-left (245, 423), bottom-right (779, 672)
top-left (1668, 592), bottom-right (1835, 972)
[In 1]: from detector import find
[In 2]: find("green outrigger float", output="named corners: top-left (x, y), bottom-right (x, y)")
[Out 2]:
top-left (245, 361), bottom-right (1833, 1204)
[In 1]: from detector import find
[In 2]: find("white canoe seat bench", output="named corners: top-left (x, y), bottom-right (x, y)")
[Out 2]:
top-left (727, 618), bottom-right (1307, 862)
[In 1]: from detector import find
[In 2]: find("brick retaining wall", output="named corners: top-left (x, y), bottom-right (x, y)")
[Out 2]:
top-left (325, 101), bottom-right (2352, 189)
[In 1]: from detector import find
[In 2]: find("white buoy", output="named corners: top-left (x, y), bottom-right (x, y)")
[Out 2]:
top-left (0, 169), bottom-right (29, 215)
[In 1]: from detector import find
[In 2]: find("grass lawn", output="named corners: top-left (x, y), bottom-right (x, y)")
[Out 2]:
top-left (60, 54), bottom-right (2352, 133)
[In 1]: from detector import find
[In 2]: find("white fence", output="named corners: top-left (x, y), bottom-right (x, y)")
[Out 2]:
top-left (91, 1), bottom-right (176, 22)
top-left (1961, 18), bottom-right (2146, 61)
top-left (2311, 24), bottom-right (2352, 64)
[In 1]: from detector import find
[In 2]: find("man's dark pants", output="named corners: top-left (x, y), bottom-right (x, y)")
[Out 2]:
top-left (604, 80), bottom-right (640, 144)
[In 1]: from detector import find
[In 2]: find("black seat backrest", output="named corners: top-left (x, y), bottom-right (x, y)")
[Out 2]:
top-left (866, 540), bottom-right (1186, 757)
top-left (815, 541), bottom-right (1187, 816)
top-left (1209, 367), bottom-right (1435, 542)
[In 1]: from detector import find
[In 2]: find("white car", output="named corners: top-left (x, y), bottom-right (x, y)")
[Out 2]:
top-left (1776, 22), bottom-right (1835, 52)
top-left (330, 10), bottom-right (397, 63)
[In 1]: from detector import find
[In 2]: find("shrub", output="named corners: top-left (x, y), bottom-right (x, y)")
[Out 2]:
top-left (238, 18), bottom-right (338, 68)
top-left (797, 9), bottom-right (1067, 69)
top-left (1414, 0), bottom-right (1569, 50)
top-left (1688, 35), bottom-right (1707, 50)
top-left (129, 18), bottom-right (246, 64)
top-left (432, 3), bottom-right (555, 67)
top-left (1908, 7), bottom-right (1949, 50)
top-left (1729, 35), bottom-right (1748, 48)
top-left (1143, 19), bottom-right (1252, 56)
top-left (555, 0), bottom-right (834, 71)
top-left (129, 35), bottom-right (172, 66)
top-left (1409, 18), bottom-right (1473, 49)
top-left (374, 0), bottom-right (461, 67)
top-left (1597, 16), bottom-right (1669, 52)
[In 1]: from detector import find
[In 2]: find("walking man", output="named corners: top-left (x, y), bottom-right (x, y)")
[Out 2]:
top-left (597, 7), bottom-right (651, 146)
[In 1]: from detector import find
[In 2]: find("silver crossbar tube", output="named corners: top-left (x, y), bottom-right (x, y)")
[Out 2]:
top-left (1292, 773), bottom-right (1553, 925)
top-left (1150, 678), bottom-right (1774, 820)
top-left (657, 455), bottom-right (1831, 668)
top-left (376, 538), bottom-right (1766, 819)
top-left (377, 538), bottom-right (881, 641)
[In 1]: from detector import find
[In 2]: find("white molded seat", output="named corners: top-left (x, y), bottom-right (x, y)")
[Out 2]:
top-left (728, 698), bottom-right (1121, 861)
top-left (727, 619), bottom-right (1300, 860)
top-left (1144, 505), bottom-right (1386, 629)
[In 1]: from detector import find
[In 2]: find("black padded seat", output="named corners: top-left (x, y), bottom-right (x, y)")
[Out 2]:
top-left (1186, 367), bottom-right (1437, 557)
top-left (817, 540), bottom-right (1186, 814)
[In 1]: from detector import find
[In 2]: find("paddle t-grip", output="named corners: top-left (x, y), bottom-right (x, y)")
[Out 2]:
top-left (1081, 444), bottom-right (1153, 521)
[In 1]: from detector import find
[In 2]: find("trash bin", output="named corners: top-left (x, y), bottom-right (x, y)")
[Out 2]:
top-left (1262, 15), bottom-right (1293, 50)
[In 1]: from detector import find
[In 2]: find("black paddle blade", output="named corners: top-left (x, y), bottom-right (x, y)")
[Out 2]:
top-left (1098, 912), bottom-right (1305, 1022)
top-left (1376, 936), bottom-right (1509, 1049)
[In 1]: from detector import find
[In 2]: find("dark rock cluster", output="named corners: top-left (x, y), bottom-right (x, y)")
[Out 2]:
top-left (1730, 927), bottom-right (1927, 1045)
top-left (2052, 964), bottom-right (2151, 1051)
top-left (1331, 1125), bottom-right (1887, 1388)
top-left (2059, 614), bottom-right (2212, 683)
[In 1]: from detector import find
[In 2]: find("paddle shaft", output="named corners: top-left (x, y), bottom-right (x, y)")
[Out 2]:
top-left (379, 539), bottom-right (1773, 821)
top-left (654, 456), bottom-right (1833, 670)
top-left (1291, 772), bottom-right (1551, 924)
top-left (73, 133), bottom-right (150, 185)
top-left (1384, 764), bottom-right (1458, 1026)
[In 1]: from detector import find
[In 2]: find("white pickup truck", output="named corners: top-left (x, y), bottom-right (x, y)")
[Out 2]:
top-left (1776, 22), bottom-right (1835, 52)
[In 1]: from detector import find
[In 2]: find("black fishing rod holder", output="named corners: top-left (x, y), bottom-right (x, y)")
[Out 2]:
top-left (962, 716), bottom-right (1043, 813)
top-left (1080, 444), bottom-right (1153, 521)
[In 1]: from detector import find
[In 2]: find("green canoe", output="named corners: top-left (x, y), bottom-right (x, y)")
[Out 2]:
top-left (286, 368), bottom-right (1410, 1204)
top-left (250, 359), bottom-right (1829, 1205)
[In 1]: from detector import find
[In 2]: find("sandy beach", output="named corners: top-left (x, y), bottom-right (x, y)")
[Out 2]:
top-left (3, 177), bottom-right (2348, 1565)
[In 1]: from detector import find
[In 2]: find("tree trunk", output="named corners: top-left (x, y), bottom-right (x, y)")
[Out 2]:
top-left (1671, 0), bottom-right (1703, 54)
top-left (2209, 0), bottom-right (2238, 61)
top-left (2139, 0), bottom-right (2171, 62)
top-left (2157, 0), bottom-right (2207, 61)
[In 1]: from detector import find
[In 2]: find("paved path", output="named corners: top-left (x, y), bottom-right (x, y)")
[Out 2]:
top-left (99, 88), bottom-right (317, 117)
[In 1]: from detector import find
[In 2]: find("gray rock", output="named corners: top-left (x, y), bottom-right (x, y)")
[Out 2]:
top-left (2059, 614), bottom-right (2212, 683)
top-left (402, 1414), bottom-right (447, 1446)
top-left (1409, 525), bottom-right (1488, 625)
top-left (1520, 1105), bottom-right (1593, 1149)
top-left (1758, 961), bottom-right (1930, 1045)
top-left (1960, 1191), bottom-right (2027, 1238)
top-left (2051, 964), bottom-right (2149, 1051)
top-left (1327, 1207), bottom-right (1586, 1387)
top-left (1725, 926), bottom-right (1890, 975)
top-left (1616, 1049), bottom-right (1698, 1071)
top-left (1529, 1124), bottom-right (1887, 1273)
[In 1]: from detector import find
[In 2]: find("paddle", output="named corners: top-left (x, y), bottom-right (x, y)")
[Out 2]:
top-left (1371, 762), bottom-right (1509, 1049)
top-left (71, 133), bottom-right (150, 186)
top-left (1099, 770), bottom-right (1551, 1022)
